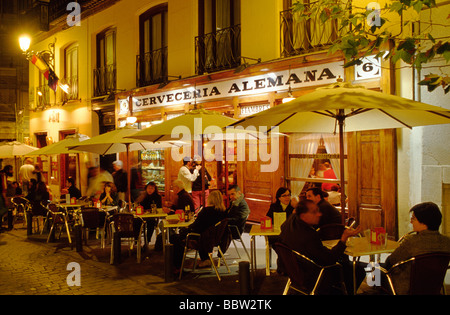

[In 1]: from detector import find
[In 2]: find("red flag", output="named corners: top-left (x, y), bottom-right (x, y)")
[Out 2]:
top-left (31, 54), bottom-right (48, 72)
top-left (47, 68), bottom-right (59, 92)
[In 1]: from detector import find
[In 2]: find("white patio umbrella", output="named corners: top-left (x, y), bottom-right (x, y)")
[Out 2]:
top-left (0, 141), bottom-right (38, 158)
top-left (27, 134), bottom-right (90, 190)
top-left (128, 108), bottom-right (239, 206)
top-left (67, 126), bottom-right (184, 205)
top-left (227, 80), bottom-right (450, 222)
top-left (0, 141), bottom-right (39, 181)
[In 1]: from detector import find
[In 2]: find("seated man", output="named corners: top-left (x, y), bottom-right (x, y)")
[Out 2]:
top-left (279, 199), bottom-right (363, 294)
top-left (306, 187), bottom-right (342, 228)
top-left (226, 185), bottom-right (250, 238)
top-left (62, 177), bottom-right (82, 200)
top-left (163, 179), bottom-right (195, 215)
top-left (383, 202), bottom-right (450, 294)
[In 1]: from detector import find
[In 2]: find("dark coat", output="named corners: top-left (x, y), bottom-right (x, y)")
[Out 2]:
top-left (266, 201), bottom-right (294, 220)
top-left (317, 199), bottom-right (342, 228)
top-left (279, 214), bottom-right (346, 267)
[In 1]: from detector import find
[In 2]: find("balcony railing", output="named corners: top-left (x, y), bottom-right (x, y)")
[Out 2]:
top-left (36, 84), bottom-right (51, 108)
top-left (195, 24), bottom-right (241, 75)
top-left (60, 75), bottom-right (78, 102)
top-left (93, 64), bottom-right (117, 97)
top-left (136, 46), bottom-right (168, 87)
top-left (280, 6), bottom-right (345, 58)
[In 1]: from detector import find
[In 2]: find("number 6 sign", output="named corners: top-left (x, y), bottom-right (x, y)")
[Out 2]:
top-left (355, 55), bottom-right (381, 80)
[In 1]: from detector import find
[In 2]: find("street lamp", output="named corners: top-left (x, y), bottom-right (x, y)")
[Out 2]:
top-left (19, 35), bottom-right (68, 94)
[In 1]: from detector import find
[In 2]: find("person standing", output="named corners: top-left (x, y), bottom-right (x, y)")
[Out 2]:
top-left (0, 165), bottom-right (13, 227)
top-left (112, 160), bottom-right (127, 202)
top-left (177, 157), bottom-right (199, 194)
top-left (191, 158), bottom-right (211, 210)
top-left (19, 158), bottom-right (35, 195)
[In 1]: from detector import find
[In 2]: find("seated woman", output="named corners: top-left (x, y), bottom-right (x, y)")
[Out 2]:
top-left (135, 181), bottom-right (162, 242)
top-left (99, 182), bottom-right (118, 206)
top-left (171, 190), bottom-right (228, 272)
top-left (266, 187), bottom-right (297, 222)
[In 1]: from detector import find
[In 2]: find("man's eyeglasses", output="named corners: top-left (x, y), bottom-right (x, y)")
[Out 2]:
top-left (281, 193), bottom-right (291, 197)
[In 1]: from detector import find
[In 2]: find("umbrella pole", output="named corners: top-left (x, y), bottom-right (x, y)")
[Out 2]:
top-left (126, 143), bottom-right (132, 208)
top-left (338, 113), bottom-right (346, 224)
top-left (201, 135), bottom-right (205, 207)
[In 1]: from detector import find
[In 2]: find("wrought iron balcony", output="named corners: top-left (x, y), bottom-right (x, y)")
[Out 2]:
top-left (195, 24), bottom-right (241, 75)
top-left (60, 75), bottom-right (78, 102)
top-left (280, 7), bottom-right (345, 58)
top-left (36, 84), bottom-right (51, 108)
top-left (136, 46), bottom-right (168, 87)
top-left (93, 64), bottom-right (117, 97)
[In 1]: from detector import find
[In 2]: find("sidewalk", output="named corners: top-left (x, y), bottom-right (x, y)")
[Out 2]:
top-left (0, 221), bottom-right (287, 296)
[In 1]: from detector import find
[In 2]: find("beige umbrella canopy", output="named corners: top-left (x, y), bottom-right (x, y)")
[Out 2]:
top-left (27, 134), bottom-right (90, 190)
top-left (227, 80), bottom-right (450, 222)
top-left (27, 133), bottom-right (90, 156)
top-left (0, 141), bottom-right (38, 158)
top-left (128, 108), bottom-right (238, 142)
top-left (0, 141), bottom-right (39, 181)
top-left (128, 108), bottom-right (238, 206)
top-left (68, 126), bottom-right (182, 205)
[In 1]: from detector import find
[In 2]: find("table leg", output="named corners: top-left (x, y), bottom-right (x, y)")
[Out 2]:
top-left (265, 236), bottom-right (270, 276)
top-left (352, 258), bottom-right (357, 295)
top-left (250, 235), bottom-right (256, 291)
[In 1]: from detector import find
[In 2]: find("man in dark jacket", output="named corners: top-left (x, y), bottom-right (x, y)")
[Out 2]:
top-left (163, 179), bottom-right (195, 215)
top-left (279, 199), bottom-right (363, 294)
top-left (306, 187), bottom-right (342, 227)
top-left (226, 185), bottom-right (250, 238)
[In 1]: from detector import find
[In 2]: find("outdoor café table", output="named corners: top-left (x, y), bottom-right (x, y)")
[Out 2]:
top-left (161, 218), bottom-right (194, 255)
top-left (322, 237), bottom-right (399, 294)
top-left (249, 224), bottom-right (281, 277)
top-left (134, 209), bottom-right (168, 241)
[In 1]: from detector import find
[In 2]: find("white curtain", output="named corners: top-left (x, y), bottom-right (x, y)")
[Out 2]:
top-left (289, 133), bottom-right (322, 197)
top-left (322, 133), bottom-right (348, 186)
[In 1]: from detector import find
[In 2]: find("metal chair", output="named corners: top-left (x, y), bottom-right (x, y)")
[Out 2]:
top-left (379, 252), bottom-right (450, 295)
top-left (46, 203), bottom-right (74, 245)
top-left (228, 224), bottom-right (250, 261)
top-left (179, 219), bottom-right (231, 281)
top-left (109, 213), bottom-right (145, 264)
top-left (80, 207), bottom-right (107, 248)
top-left (273, 242), bottom-right (348, 295)
top-left (118, 199), bottom-right (128, 212)
top-left (11, 196), bottom-right (31, 228)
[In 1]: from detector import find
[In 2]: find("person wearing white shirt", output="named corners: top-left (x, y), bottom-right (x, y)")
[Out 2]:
top-left (177, 157), bottom-right (199, 193)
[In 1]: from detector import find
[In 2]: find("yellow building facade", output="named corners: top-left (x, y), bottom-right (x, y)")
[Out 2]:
top-left (24, 0), bottom-right (449, 237)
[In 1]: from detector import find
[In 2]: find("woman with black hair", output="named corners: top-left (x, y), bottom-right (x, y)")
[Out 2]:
top-left (136, 181), bottom-right (162, 243)
top-left (266, 187), bottom-right (297, 221)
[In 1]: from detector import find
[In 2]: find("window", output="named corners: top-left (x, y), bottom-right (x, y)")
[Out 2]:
top-left (63, 44), bottom-right (78, 100)
top-left (94, 28), bottom-right (116, 96)
top-left (137, 4), bottom-right (168, 87)
top-left (280, 0), bottom-right (343, 57)
top-left (196, 0), bottom-right (241, 74)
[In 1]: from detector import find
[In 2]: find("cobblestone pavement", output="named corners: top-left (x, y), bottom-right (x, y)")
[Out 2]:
top-left (0, 221), bottom-right (287, 296)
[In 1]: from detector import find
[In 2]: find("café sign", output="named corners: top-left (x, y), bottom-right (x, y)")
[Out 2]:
top-left (124, 61), bottom-right (344, 113)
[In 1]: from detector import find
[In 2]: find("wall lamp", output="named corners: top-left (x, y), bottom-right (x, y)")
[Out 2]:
top-left (234, 56), bottom-right (262, 73)
top-left (19, 35), bottom-right (69, 94)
